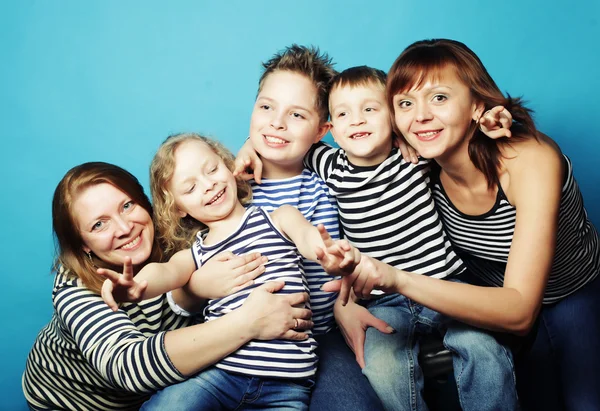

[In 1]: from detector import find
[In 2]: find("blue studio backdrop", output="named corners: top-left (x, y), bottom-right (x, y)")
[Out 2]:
top-left (1, 1), bottom-right (599, 409)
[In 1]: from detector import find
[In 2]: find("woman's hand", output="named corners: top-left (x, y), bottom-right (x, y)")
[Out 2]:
top-left (97, 257), bottom-right (147, 311)
top-left (186, 251), bottom-right (268, 300)
top-left (393, 134), bottom-right (419, 164)
top-left (479, 105), bottom-right (513, 138)
top-left (334, 296), bottom-right (394, 368)
top-left (241, 281), bottom-right (314, 341)
top-left (323, 255), bottom-right (406, 305)
top-left (233, 139), bottom-right (264, 183)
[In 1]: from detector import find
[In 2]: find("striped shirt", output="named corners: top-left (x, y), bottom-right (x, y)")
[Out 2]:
top-left (192, 206), bottom-right (318, 379)
top-left (23, 268), bottom-right (193, 411)
top-left (250, 168), bottom-right (340, 335)
top-left (306, 143), bottom-right (465, 280)
top-left (432, 155), bottom-right (600, 304)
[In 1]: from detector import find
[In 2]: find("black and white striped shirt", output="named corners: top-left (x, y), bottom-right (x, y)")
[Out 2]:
top-left (432, 155), bottom-right (600, 304)
top-left (23, 268), bottom-right (193, 410)
top-left (192, 206), bottom-right (318, 379)
top-left (306, 143), bottom-right (465, 279)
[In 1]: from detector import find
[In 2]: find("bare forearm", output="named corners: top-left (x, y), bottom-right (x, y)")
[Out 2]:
top-left (139, 263), bottom-right (190, 299)
top-left (164, 309), bottom-right (253, 375)
top-left (396, 270), bottom-right (536, 334)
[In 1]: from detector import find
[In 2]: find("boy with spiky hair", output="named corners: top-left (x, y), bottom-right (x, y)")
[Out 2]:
top-left (237, 47), bottom-right (387, 410)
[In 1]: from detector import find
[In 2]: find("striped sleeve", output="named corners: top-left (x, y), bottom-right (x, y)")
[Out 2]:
top-left (304, 142), bottom-right (339, 181)
top-left (53, 284), bottom-right (186, 393)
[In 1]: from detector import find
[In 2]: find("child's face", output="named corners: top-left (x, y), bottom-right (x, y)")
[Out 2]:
top-left (249, 70), bottom-right (329, 178)
top-left (392, 66), bottom-right (482, 160)
top-left (168, 139), bottom-right (240, 225)
top-left (329, 82), bottom-right (393, 167)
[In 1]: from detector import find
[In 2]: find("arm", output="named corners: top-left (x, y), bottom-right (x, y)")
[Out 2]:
top-left (57, 279), bottom-right (313, 392)
top-left (326, 139), bottom-right (562, 335)
top-left (98, 249), bottom-right (195, 310)
top-left (271, 205), bottom-right (360, 276)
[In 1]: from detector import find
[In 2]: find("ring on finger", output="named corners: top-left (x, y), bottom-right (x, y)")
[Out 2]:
top-left (294, 318), bottom-right (299, 329)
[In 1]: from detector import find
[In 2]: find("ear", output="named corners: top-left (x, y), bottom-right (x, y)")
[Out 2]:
top-left (472, 101), bottom-right (486, 122)
top-left (82, 245), bottom-right (91, 254)
top-left (314, 122), bottom-right (331, 143)
top-left (177, 209), bottom-right (188, 218)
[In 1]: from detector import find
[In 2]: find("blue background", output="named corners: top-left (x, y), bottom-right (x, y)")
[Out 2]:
top-left (2, 1), bottom-right (598, 409)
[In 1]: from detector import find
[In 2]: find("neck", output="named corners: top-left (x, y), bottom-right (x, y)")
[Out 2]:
top-left (261, 160), bottom-right (304, 179)
top-left (204, 202), bottom-right (247, 244)
top-left (435, 140), bottom-right (484, 188)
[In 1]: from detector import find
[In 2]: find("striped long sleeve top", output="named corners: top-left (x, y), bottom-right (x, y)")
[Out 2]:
top-left (23, 268), bottom-right (193, 410)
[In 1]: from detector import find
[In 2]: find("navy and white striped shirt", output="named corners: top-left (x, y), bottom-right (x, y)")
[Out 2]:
top-left (23, 268), bottom-right (193, 411)
top-left (192, 206), bottom-right (318, 379)
top-left (432, 155), bottom-right (600, 304)
top-left (250, 169), bottom-right (340, 335)
top-left (306, 143), bottom-right (465, 280)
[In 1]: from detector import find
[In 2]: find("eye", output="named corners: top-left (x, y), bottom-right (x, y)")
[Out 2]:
top-left (260, 104), bottom-right (271, 110)
top-left (365, 107), bottom-right (375, 112)
top-left (185, 184), bottom-right (196, 194)
top-left (92, 221), bottom-right (104, 231)
top-left (123, 201), bottom-right (135, 212)
top-left (397, 100), bottom-right (412, 109)
top-left (208, 165), bottom-right (218, 174)
top-left (433, 94), bottom-right (447, 103)
top-left (292, 112), bottom-right (305, 119)
top-left (337, 112), bottom-right (347, 118)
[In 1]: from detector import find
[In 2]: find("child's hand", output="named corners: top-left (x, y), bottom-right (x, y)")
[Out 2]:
top-left (97, 257), bottom-right (148, 311)
top-left (479, 105), bottom-right (513, 139)
top-left (393, 134), bottom-right (419, 164)
top-left (315, 224), bottom-right (361, 276)
top-left (187, 251), bottom-right (268, 299)
top-left (233, 139), bottom-right (264, 183)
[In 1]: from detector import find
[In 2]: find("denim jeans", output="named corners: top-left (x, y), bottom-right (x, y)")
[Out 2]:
top-left (516, 272), bottom-right (600, 411)
top-left (310, 328), bottom-right (385, 410)
top-left (362, 293), bottom-right (519, 411)
top-left (141, 367), bottom-right (312, 411)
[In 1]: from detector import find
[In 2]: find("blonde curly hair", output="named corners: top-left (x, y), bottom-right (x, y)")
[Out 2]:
top-left (150, 133), bottom-right (252, 258)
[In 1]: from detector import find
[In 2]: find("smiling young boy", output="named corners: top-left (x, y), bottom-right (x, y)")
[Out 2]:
top-left (237, 47), bottom-right (387, 410)
top-left (303, 66), bottom-right (518, 410)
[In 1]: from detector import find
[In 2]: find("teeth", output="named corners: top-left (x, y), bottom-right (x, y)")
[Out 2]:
top-left (207, 190), bottom-right (225, 205)
top-left (350, 132), bottom-right (370, 139)
top-left (416, 131), bottom-right (438, 137)
top-left (265, 135), bottom-right (287, 144)
top-left (121, 235), bottom-right (141, 250)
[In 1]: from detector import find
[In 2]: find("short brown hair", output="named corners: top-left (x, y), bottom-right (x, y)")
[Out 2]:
top-left (258, 44), bottom-right (337, 123)
top-left (52, 162), bottom-right (161, 294)
top-left (330, 65), bottom-right (386, 92)
top-left (150, 133), bottom-right (252, 258)
top-left (386, 39), bottom-right (537, 188)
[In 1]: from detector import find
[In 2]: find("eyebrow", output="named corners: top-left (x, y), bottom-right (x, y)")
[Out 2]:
top-left (257, 96), bottom-right (312, 114)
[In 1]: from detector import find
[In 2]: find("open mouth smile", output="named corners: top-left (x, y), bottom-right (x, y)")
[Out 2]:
top-left (120, 234), bottom-right (141, 250)
top-left (349, 132), bottom-right (371, 140)
top-left (206, 189), bottom-right (226, 206)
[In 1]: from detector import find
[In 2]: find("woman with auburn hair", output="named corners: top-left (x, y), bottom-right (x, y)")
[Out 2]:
top-left (22, 162), bottom-right (313, 411)
top-left (326, 39), bottom-right (600, 410)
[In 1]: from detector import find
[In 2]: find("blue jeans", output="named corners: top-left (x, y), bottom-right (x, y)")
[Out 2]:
top-left (310, 328), bottom-right (385, 410)
top-left (362, 293), bottom-right (519, 411)
top-left (516, 272), bottom-right (600, 411)
top-left (141, 367), bottom-right (312, 411)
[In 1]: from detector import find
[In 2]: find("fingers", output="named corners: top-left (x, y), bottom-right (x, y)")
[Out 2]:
top-left (321, 279), bottom-right (342, 293)
top-left (317, 224), bottom-right (335, 248)
top-left (253, 159), bottom-right (263, 185)
top-left (122, 257), bottom-right (134, 282)
top-left (256, 280), bottom-right (285, 294)
top-left (101, 280), bottom-right (119, 312)
top-left (282, 291), bottom-right (310, 307)
top-left (294, 319), bottom-right (314, 331)
top-left (353, 331), bottom-right (367, 369)
top-left (396, 137), bottom-right (419, 164)
top-left (480, 106), bottom-right (512, 139)
top-left (281, 330), bottom-right (309, 340)
top-left (363, 312), bottom-right (395, 334)
top-left (339, 276), bottom-right (352, 306)
top-left (214, 251), bottom-right (236, 262)
top-left (96, 268), bottom-right (121, 284)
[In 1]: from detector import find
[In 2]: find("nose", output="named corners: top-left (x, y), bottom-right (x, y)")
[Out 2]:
top-left (114, 216), bottom-right (133, 238)
top-left (415, 103), bottom-right (433, 122)
top-left (270, 110), bottom-right (287, 130)
top-left (200, 176), bottom-right (217, 193)
top-left (350, 111), bottom-right (366, 126)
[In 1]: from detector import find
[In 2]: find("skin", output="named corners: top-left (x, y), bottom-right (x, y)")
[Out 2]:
top-left (329, 82), bottom-right (393, 167)
top-left (325, 67), bottom-right (563, 336)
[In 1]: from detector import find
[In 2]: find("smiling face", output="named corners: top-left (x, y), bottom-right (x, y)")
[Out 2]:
top-left (392, 66), bottom-right (483, 161)
top-left (329, 82), bottom-right (393, 166)
top-left (168, 139), bottom-right (243, 227)
top-left (249, 70), bottom-right (329, 178)
top-left (73, 183), bottom-right (154, 269)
